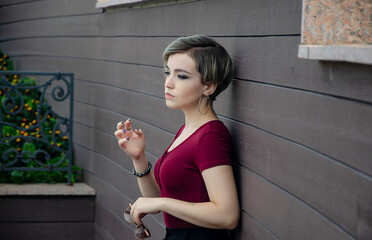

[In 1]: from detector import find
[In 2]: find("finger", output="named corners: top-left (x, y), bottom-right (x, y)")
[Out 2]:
top-left (114, 129), bottom-right (123, 138)
top-left (133, 212), bottom-right (143, 226)
top-left (118, 137), bottom-right (130, 148)
top-left (134, 128), bottom-right (143, 137)
top-left (124, 119), bottom-right (132, 131)
top-left (116, 121), bottom-right (125, 130)
top-left (114, 129), bottom-right (129, 139)
top-left (130, 201), bottom-right (144, 226)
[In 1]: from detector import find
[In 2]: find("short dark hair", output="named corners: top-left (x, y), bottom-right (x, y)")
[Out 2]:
top-left (163, 35), bottom-right (234, 101)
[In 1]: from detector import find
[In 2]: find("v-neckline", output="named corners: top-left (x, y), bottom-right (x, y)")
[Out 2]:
top-left (165, 120), bottom-right (220, 155)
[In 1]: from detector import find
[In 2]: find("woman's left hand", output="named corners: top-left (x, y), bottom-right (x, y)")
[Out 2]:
top-left (130, 197), bottom-right (162, 226)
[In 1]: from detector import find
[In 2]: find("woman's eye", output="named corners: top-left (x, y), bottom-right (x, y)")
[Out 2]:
top-left (164, 71), bottom-right (170, 76)
top-left (178, 75), bottom-right (189, 80)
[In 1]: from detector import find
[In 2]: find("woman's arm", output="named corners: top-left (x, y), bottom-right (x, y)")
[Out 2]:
top-left (132, 152), bottom-right (160, 198)
top-left (114, 120), bottom-right (160, 198)
top-left (130, 165), bottom-right (240, 229)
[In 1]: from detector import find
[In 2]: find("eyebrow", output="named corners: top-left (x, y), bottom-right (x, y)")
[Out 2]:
top-left (165, 65), bottom-right (192, 75)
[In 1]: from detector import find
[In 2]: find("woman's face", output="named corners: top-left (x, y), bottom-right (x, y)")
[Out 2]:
top-left (164, 52), bottom-right (206, 111)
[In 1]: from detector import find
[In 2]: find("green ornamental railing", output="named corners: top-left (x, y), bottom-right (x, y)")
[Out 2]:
top-left (0, 70), bottom-right (77, 185)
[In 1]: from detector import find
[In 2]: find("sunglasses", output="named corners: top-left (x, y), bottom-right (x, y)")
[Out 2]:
top-left (124, 203), bottom-right (151, 239)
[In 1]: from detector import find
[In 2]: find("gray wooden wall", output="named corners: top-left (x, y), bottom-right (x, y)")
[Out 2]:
top-left (1, 0), bottom-right (371, 239)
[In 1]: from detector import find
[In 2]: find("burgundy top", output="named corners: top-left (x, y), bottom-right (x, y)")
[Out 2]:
top-left (154, 120), bottom-right (232, 228)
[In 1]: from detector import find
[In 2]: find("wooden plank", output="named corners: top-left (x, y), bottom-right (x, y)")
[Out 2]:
top-left (0, 0), bottom-right (101, 23)
top-left (0, 0), bottom-right (36, 6)
top-left (94, 223), bottom-right (116, 240)
top-left (223, 118), bottom-right (372, 238)
top-left (0, 196), bottom-right (94, 222)
top-left (237, 167), bottom-right (354, 240)
top-left (0, 37), bottom-right (167, 67)
top-left (4, 36), bottom-right (372, 104)
top-left (0, 0), bottom-right (301, 35)
top-left (232, 211), bottom-right (280, 240)
top-left (0, 222), bottom-right (94, 240)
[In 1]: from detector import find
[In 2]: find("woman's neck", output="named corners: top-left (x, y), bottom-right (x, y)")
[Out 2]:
top-left (183, 107), bottom-right (218, 130)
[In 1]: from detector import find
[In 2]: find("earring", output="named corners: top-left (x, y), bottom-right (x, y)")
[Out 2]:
top-left (198, 95), bottom-right (211, 115)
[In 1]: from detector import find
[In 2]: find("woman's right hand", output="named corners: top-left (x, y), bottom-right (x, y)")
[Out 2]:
top-left (114, 119), bottom-right (145, 161)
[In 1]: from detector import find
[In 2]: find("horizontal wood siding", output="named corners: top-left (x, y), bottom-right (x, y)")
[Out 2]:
top-left (1, 0), bottom-right (371, 239)
top-left (0, 196), bottom-right (94, 240)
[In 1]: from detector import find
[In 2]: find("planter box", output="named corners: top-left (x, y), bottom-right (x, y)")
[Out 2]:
top-left (0, 183), bottom-right (95, 240)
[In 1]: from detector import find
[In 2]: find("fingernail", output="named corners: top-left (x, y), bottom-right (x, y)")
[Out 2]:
top-left (121, 121), bottom-right (124, 124)
top-left (126, 137), bottom-right (130, 140)
top-left (128, 119), bottom-right (132, 122)
top-left (123, 129), bottom-right (126, 133)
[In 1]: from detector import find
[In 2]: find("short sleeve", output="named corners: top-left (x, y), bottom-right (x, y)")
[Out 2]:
top-left (195, 130), bottom-right (232, 172)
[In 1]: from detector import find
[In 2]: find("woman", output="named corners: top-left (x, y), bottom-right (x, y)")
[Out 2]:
top-left (114, 35), bottom-right (240, 240)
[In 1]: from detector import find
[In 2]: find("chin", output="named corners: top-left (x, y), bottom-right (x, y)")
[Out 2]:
top-left (165, 101), bottom-right (178, 109)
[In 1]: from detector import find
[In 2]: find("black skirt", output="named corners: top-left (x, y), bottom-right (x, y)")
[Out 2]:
top-left (164, 227), bottom-right (230, 240)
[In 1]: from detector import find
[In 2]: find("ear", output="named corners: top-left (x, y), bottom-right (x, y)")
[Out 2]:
top-left (203, 82), bottom-right (217, 96)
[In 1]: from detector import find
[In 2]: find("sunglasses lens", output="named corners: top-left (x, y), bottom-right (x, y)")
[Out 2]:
top-left (134, 225), bottom-right (151, 239)
top-left (123, 206), bottom-right (134, 223)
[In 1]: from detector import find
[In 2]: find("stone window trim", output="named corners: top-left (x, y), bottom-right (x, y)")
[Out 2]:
top-left (96, 0), bottom-right (195, 9)
top-left (96, 0), bottom-right (145, 8)
top-left (298, 44), bottom-right (372, 65)
top-left (298, 0), bottom-right (372, 65)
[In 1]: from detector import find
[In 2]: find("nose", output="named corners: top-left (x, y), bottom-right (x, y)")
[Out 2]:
top-left (165, 74), bottom-right (174, 89)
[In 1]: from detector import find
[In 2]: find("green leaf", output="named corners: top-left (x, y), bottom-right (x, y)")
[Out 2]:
top-left (2, 125), bottom-right (17, 137)
top-left (10, 171), bottom-right (25, 184)
top-left (23, 77), bottom-right (36, 86)
top-left (22, 142), bottom-right (36, 154)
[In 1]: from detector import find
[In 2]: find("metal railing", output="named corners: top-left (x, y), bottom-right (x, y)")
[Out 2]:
top-left (0, 71), bottom-right (74, 185)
